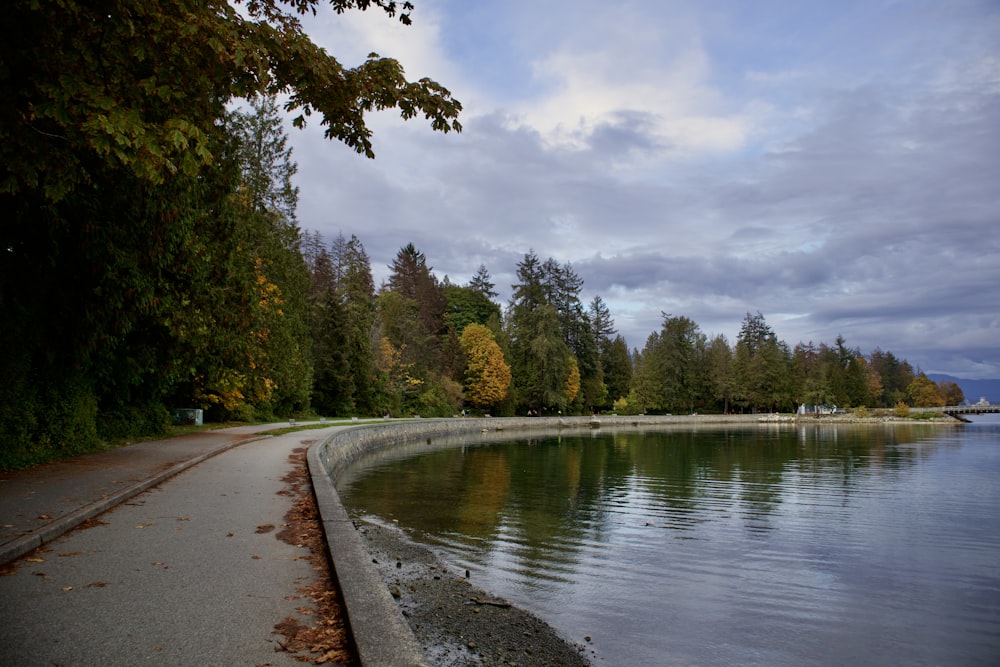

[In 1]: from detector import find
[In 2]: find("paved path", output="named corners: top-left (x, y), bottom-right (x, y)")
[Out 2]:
top-left (0, 425), bottom-right (287, 563)
top-left (0, 424), bottom-right (349, 665)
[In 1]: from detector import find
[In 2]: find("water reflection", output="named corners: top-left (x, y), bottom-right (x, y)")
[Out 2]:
top-left (347, 425), bottom-right (937, 554)
top-left (340, 423), bottom-right (1000, 665)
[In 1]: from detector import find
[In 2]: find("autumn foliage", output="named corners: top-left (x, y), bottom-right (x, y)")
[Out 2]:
top-left (460, 324), bottom-right (512, 410)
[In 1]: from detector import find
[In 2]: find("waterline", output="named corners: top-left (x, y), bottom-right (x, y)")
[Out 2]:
top-left (340, 422), bottom-right (1000, 665)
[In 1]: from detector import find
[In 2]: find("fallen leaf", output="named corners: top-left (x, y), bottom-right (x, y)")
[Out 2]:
top-left (62, 586), bottom-right (73, 592)
top-left (251, 555), bottom-right (262, 560)
top-left (26, 557), bottom-right (44, 563)
top-left (256, 524), bottom-right (275, 534)
top-left (85, 581), bottom-right (109, 588)
top-left (177, 517), bottom-right (190, 522)
top-left (38, 514), bottom-right (51, 520)
top-left (58, 551), bottom-right (83, 557)
top-left (227, 532), bottom-right (234, 537)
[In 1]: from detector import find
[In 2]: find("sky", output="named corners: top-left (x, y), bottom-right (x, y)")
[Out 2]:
top-left (285, 0), bottom-right (1000, 379)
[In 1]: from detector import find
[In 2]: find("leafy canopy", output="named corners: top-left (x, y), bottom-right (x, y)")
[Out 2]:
top-left (2, 0), bottom-right (462, 200)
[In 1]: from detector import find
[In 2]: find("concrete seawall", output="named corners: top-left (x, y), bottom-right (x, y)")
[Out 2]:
top-left (314, 414), bottom-right (784, 480)
top-left (305, 413), bottom-right (940, 665)
top-left (304, 416), bottom-right (753, 665)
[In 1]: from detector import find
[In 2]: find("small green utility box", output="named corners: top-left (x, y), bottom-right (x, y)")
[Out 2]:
top-left (172, 408), bottom-right (203, 426)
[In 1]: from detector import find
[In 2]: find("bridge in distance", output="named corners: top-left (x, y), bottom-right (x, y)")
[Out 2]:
top-left (919, 404), bottom-right (1000, 422)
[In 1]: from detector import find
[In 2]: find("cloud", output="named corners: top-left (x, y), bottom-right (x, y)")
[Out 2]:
top-left (504, 18), bottom-right (753, 155)
top-left (289, 0), bottom-right (1000, 378)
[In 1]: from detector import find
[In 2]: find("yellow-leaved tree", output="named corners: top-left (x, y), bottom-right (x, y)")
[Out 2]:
top-left (460, 324), bottom-right (511, 411)
top-left (907, 374), bottom-right (945, 407)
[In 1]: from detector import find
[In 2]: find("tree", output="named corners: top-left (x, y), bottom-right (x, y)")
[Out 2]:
top-left (589, 296), bottom-right (616, 345)
top-left (334, 233), bottom-right (379, 414)
top-left (733, 312), bottom-right (791, 412)
top-left (908, 374), bottom-right (945, 407)
top-left (460, 324), bottom-right (511, 411)
top-left (468, 265), bottom-right (498, 300)
top-left (817, 336), bottom-right (869, 408)
top-left (2, 0), bottom-right (462, 200)
top-left (443, 284), bottom-right (501, 336)
top-left (223, 97), bottom-right (313, 416)
top-left (638, 314), bottom-right (703, 414)
top-left (707, 334), bottom-right (735, 413)
top-left (2, 0), bottom-right (460, 464)
top-left (228, 95), bottom-right (300, 223)
top-left (869, 348), bottom-right (915, 407)
top-left (629, 337), bottom-right (662, 414)
top-left (529, 305), bottom-right (575, 411)
top-left (505, 251), bottom-right (587, 413)
top-left (384, 243), bottom-right (446, 373)
top-left (938, 380), bottom-right (965, 406)
top-left (601, 335), bottom-right (633, 407)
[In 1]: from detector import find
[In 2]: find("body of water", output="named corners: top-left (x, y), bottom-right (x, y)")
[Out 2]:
top-left (339, 418), bottom-right (1000, 665)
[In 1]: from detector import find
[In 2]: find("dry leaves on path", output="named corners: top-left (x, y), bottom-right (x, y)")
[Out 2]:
top-left (271, 447), bottom-right (355, 665)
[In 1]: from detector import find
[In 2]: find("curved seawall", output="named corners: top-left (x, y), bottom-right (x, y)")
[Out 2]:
top-left (305, 415), bottom-right (779, 665)
top-left (308, 412), bottom-right (942, 664)
top-left (306, 417), bottom-right (596, 666)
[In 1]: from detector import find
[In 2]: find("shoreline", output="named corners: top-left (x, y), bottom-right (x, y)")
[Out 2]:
top-left (310, 414), bottom-right (960, 666)
top-left (355, 517), bottom-right (593, 666)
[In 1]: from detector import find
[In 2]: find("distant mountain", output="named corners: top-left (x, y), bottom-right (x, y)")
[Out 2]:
top-left (927, 374), bottom-right (1000, 404)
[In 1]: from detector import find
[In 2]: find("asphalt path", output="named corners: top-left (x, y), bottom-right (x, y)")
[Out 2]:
top-left (0, 427), bottom-right (346, 666)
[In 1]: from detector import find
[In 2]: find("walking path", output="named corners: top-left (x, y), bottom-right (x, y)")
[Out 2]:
top-left (0, 423), bottom-right (350, 665)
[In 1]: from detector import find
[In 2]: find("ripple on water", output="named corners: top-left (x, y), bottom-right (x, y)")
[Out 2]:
top-left (342, 425), bottom-right (1000, 666)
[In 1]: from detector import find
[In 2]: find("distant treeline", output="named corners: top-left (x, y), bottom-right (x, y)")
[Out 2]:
top-left (302, 235), bottom-right (961, 422)
top-left (0, 98), bottom-right (957, 470)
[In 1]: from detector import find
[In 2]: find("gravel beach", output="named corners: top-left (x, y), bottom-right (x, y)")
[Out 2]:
top-left (355, 518), bottom-right (594, 666)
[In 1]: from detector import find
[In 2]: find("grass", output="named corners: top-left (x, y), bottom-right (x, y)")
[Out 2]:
top-left (257, 418), bottom-right (414, 436)
top-left (907, 412), bottom-right (945, 420)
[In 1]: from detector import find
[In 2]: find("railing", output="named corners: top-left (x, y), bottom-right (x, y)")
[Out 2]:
top-left (920, 404), bottom-right (998, 413)
top-left (916, 404), bottom-right (1000, 421)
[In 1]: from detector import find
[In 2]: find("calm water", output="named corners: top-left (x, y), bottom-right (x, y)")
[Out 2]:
top-left (340, 419), bottom-right (1000, 666)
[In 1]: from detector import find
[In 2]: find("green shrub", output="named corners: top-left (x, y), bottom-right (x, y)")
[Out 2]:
top-left (0, 375), bottom-right (100, 470)
top-left (97, 403), bottom-right (171, 440)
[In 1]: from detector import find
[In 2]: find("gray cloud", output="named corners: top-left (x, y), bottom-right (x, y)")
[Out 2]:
top-left (290, 1), bottom-right (1000, 378)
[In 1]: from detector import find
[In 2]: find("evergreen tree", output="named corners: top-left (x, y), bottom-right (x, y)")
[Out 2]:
top-left (707, 334), bottom-right (735, 413)
top-left (224, 98), bottom-right (313, 416)
top-left (468, 265), bottom-right (498, 300)
top-left (506, 251), bottom-right (580, 413)
top-left (634, 315), bottom-right (703, 414)
top-left (602, 335), bottom-right (633, 407)
top-left (791, 341), bottom-right (827, 408)
top-left (869, 348), bottom-right (915, 407)
top-left (385, 243), bottom-right (447, 373)
top-left (228, 95), bottom-right (299, 223)
top-left (733, 312), bottom-right (791, 412)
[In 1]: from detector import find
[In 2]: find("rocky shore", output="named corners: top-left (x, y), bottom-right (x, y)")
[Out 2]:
top-left (355, 518), bottom-right (593, 666)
